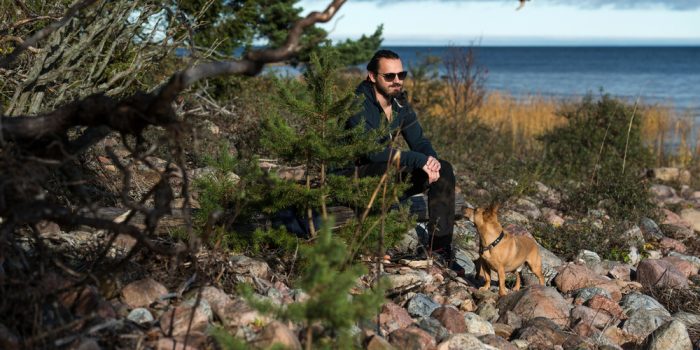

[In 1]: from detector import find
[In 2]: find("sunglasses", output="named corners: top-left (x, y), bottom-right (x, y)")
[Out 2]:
top-left (376, 71), bottom-right (408, 81)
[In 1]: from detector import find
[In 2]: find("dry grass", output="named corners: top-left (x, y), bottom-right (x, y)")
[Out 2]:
top-left (643, 285), bottom-right (700, 343)
top-left (419, 87), bottom-right (699, 166)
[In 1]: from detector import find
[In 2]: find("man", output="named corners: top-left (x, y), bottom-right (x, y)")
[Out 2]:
top-left (347, 49), bottom-right (457, 266)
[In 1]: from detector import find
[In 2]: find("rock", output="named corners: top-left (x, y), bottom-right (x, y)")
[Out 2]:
top-left (500, 311), bottom-right (522, 328)
top-left (668, 252), bottom-right (700, 271)
top-left (497, 285), bottom-right (572, 328)
top-left (253, 321), bottom-right (302, 350)
top-left (463, 312), bottom-right (495, 336)
top-left (636, 259), bottom-right (689, 289)
top-left (510, 339), bottom-right (529, 349)
top-left (673, 311), bottom-right (700, 327)
top-left (229, 255), bottom-right (270, 280)
top-left (620, 293), bottom-right (672, 340)
top-left (500, 210), bottom-right (529, 225)
top-left (648, 167), bottom-right (691, 184)
top-left (661, 209), bottom-right (692, 228)
top-left (388, 327), bottom-right (436, 350)
top-left (513, 198), bottom-right (541, 220)
top-left (395, 226), bottom-right (423, 254)
top-left (575, 249), bottom-right (602, 270)
top-left (479, 334), bottom-right (518, 350)
top-left (431, 306), bottom-right (466, 334)
top-left (380, 302), bottom-right (413, 333)
top-left (661, 256), bottom-right (698, 277)
top-left (199, 286), bottom-right (233, 320)
top-left (562, 334), bottom-right (597, 350)
top-left (534, 181), bottom-right (562, 206)
top-left (385, 270), bottom-right (433, 294)
top-left (573, 287), bottom-right (611, 305)
top-left (542, 208), bottom-right (565, 227)
top-left (622, 226), bottom-right (646, 245)
top-left (476, 302), bottom-right (499, 323)
top-left (627, 246), bottom-right (642, 266)
top-left (121, 278), bottom-right (168, 308)
top-left (366, 335), bottom-right (396, 350)
top-left (127, 308), bottom-right (154, 325)
top-left (156, 338), bottom-right (199, 350)
top-left (586, 294), bottom-right (627, 320)
top-left (680, 208), bottom-right (700, 233)
top-left (554, 263), bottom-right (612, 296)
top-left (640, 218), bottom-right (665, 241)
top-left (660, 224), bottom-right (696, 241)
top-left (608, 264), bottom-right (632, 281)
top-left (36, 220), bottom-right (61, 237)
top-left (60, 285), bottom-right (113, 319)
top-left (407, 294), bottom-right (441, 318)
top-left (602, 326), bottom-right (636, 347)
top-left (570, 305), bottom-right (614, 329)
top-left (659, 237), bottom-right (687, 254)
top-left (642, 319), bottom-right (692, 350)
top-left (454, 249), bottom-right (477, 277)
top-left (160, 304), bottom-right (209, 337)
top-left (436, 333), bottom-right (498, 350)
top-left (491, 323), bottom-right (514, 339)
top-left (417, 317), bottom-right (450, 343)
top-left (650, 184), bottom-right (682, 205)
top-left (73, 338), bottom-right (101, 350)
top-left (522, 245), bottom-right (562, 286)
top-left (512, 317), bottom-right (568, 348)
top-left (216, 296), bottom-right (267, 328)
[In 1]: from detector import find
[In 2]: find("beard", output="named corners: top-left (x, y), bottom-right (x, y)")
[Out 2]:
top-left (376, 82), bottom-right (403, 99)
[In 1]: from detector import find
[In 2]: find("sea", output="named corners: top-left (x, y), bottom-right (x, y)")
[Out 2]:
top-left (384, 46), bottom-right (700, 146)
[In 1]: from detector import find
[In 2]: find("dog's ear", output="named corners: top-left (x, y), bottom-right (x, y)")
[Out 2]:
top-left (463, 207), bottom-right (475, 222)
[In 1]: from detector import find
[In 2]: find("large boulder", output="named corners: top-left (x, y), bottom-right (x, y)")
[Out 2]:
top-left (512, 317), bottom-right (569, 349)
top-left (497, 285), bottom-right (572, 328)
top-left (680, 208), bottom-right (700, 233)
top-left (380, 302), bottom-right (414, 333)
top-left (431, 306), bottom-right (467, 334)
top-left (388, 327), bottom-right (436, 350)
top-left (253, 321), bottom-right (302, 350)
top-left (407, 294), bottom-right (441, 318)
top-left (120, 278), bottom-right (168, 308)
top-left (636, 259), bottom-right (689, 289)
top-left (642, 319), bottom-right (692, 350)
top-left (620, 293), bottom-right (672, 340)
top-left (554, 263), bottom-right (622, 301)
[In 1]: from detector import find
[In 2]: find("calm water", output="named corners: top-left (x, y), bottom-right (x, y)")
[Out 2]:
top-left (386, 46), bottom-right (700, 113)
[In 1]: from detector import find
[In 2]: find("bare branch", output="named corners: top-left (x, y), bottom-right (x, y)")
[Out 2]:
top-left (0, 0), bottom-right (100, 68)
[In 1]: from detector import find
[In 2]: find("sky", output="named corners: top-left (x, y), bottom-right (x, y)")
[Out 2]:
top-left (298, 0), bottom-right (700, 46)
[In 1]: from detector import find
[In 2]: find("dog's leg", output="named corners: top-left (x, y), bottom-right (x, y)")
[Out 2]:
top-left (479, 262), bottom-right (491, 291)
top-left (527, 255), bottom-right (546, 286)
top-left (514, 271), bottom-right (521, 291)
top-left (497, 266), bottom-right (507, 296)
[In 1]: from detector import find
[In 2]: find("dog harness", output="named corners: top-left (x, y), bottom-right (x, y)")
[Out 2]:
top-left (479, 230), bottom-right (505, 254)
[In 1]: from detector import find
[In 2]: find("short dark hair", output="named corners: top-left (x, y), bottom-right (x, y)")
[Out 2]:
top-left (366, 49), bottom-right (400, 73)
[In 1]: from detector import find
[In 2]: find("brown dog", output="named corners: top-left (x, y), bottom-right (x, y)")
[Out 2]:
top-left (464, 204), bottom-right (545, 296)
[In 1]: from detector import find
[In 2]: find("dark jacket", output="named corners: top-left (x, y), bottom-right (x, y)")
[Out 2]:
top-left (347, 80), bottom-right (438, 169)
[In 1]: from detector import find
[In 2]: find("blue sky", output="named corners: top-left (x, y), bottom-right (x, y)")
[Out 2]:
top-left (298, 0), bottom-right (700, 45)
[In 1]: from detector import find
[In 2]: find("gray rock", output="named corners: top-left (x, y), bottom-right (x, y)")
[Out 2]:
top-left (534, 181), bottom-right (562, 206)
top-left (454, 249), bottom-right (477, 276)
top-left (643, 319), bottom-right (692, 350)
top-left (476, 302), bottom-right (500, 323)
top-left (500, 210), bottom-right (529, 225)
top-left (673, 311), bottom-right (700, 326)
top-left (513, 198), bottom-right (541, 220)
top-left (384, 270), bottom-right (433, 294)
top-left (417, 317), bottom-right (450, 343)
top-left (574, 287), bottom-right (611, 304)
top-left (464, 312), bottom-right (495, 336)
top-left (395, 224), bottom-right (424, 254)
top-left (621, 293), bottom-right (670, 316)
top-left (640, 218), bottom-right (665, 241)
top-left (521, 245), bottom-right (562, 285)
top-left (229, 255), bottom-right (271, 280)
top-left (127, 308), bottom-right (154, 325)
top-left (576, 249), bottom-right (602, 268)
top-left (407, 294), bottom-right (441, 318)
top-left (622, 307), bottom-right (672, 339)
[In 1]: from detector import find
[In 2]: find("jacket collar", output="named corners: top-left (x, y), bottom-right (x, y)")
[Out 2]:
top-left (356, 80), bottom-right (408, 112)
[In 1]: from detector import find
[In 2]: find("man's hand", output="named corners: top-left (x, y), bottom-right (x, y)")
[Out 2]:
top-left (425, 156), bottom-right (441, 173)
top-left (422, 163), bottom-right (440, 184)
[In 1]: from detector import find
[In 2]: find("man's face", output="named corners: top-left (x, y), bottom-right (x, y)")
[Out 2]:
top-left (369, 58), bottom-right (405, 99)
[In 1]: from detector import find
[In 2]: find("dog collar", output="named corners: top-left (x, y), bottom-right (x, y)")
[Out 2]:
top-left (480, 230), bottom-right (505, 254)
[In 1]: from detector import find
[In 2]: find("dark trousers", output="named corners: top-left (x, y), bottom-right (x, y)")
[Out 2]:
top-left (353, 159), bottom-right (455, 250)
